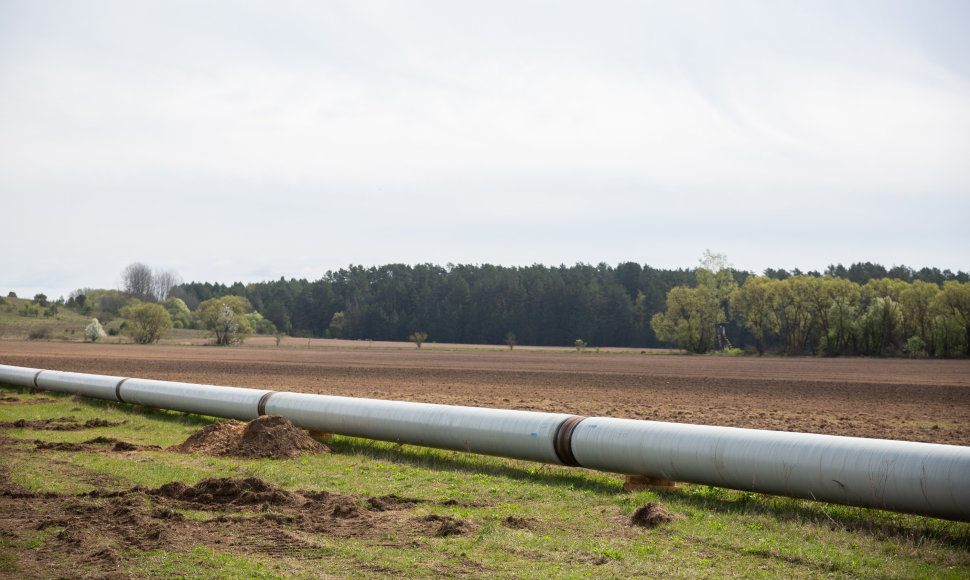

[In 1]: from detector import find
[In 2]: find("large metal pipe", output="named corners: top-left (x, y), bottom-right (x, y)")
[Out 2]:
top-left (1, 363), bottom-right (968, 521)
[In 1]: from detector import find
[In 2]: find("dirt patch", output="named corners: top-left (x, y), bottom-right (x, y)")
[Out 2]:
top-left (0, 395), bottom-right (56, 405)
top-left (31, 436), bottom-right (160, 453)
top-left (631, 502), bottom-right (686, 529)
top-left (0, 416), bottom-right (127, 430)
top-left (421, 513), bottom-right (475, 537)
top-left (167, 415), bottom-right (330, 459)
top-left (503, 515), bottom-right (534, 530)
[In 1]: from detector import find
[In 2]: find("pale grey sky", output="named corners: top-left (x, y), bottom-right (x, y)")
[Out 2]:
top-left (2, 0), bottom-right (968, 300)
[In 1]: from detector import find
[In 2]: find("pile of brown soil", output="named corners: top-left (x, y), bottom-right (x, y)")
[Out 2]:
top-left (167, 415), bottom-right (330, 459)
top-left (630, 502), bottom-right (685, 528)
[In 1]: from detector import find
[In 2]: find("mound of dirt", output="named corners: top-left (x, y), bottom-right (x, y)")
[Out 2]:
top-left (167, 415), bottom-right (330, 459)
top-left (630, 502), bottom-right (685, 529)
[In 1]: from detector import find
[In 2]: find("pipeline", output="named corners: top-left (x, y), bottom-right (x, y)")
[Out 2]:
top-left (1, 363), bottom-right (968, 521)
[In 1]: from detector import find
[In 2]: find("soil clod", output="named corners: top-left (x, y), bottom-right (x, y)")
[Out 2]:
top-left (630, 502), bottom-right (685, 528)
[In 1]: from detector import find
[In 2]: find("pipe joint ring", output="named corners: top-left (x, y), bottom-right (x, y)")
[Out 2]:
top-left (114, 378), bottom-right (130, 403)
top-left (554, 415), bottom-right (586, 467)
top-left (257, 391), bottom-right (277, 416)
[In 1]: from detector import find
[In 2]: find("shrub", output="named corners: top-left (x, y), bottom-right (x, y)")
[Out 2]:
top-left (409, 331), bottom-right (428, 349)
top-left (28, 326), bottom-right (51, 340)
top-left (246, 311), bottom-right (277, 335)
top-left (20, 303), bottom-right (40, 317)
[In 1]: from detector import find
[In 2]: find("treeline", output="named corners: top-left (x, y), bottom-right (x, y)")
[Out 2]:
top-left (653, 271), bottom-right (970, 358)
top-left (168, 261), bottom-right (969, 356)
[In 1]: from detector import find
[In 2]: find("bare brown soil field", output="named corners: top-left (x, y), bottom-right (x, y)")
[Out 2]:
top-left (3, 340), bottom-right (969, 446)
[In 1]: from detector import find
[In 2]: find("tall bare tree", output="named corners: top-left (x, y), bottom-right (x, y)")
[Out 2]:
top-left (153, 270), bottom-right (182, 302)
top-left (121, 262), bottom-right (155, 301)
top-left (120, 263), bottom-right (181, 302)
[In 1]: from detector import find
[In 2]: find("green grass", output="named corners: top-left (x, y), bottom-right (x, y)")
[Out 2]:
top-left (2, 384), bottom-right (968, 578)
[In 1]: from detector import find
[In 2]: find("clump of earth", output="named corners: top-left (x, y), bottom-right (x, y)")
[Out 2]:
top-left (167, 415), bottom-right (330, 459)
top-left (630, 502), bottom-right (685, 528)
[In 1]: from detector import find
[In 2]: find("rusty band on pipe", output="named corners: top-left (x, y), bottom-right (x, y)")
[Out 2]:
top-left (553, 416), bottom-right (586, 467)
top-left (32, 370), bottom-right (44, 389)
top-left (257, 391), bottom-right (277, 416)
top-left (114, 378), bottom-right (130, 403)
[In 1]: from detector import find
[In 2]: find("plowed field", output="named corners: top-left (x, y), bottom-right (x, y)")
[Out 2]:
top-left (3, 340), bottom-right (969, 445)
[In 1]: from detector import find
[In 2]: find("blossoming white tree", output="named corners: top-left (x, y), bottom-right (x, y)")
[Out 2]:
top-left (85, 318), bottom-right (106, 343)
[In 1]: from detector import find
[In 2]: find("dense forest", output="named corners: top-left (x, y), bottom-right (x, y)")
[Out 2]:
top-left (162, 261), bottom-right (969, 357)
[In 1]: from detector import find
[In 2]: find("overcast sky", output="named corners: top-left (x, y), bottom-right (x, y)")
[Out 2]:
top-left (2, 1), bottom-right (968, 300)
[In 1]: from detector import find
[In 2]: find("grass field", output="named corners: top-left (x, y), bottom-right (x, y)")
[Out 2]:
top-left (1, 381), bottom-right (969, 578)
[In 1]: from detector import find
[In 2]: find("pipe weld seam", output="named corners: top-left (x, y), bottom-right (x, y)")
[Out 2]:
top-left (114, 378), bottom-right (130, 403)
top-left (32, 370), bottom-right (44, 389)
top-left (257, 391), bottom-right (277, 416)
top-left (553, 416), bottom-right (586, 467)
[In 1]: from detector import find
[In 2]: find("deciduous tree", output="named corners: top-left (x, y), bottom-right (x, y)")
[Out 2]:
top-left (84, 318), bottom-right (106, 343)
top-left (651, 285), bottom-right (718, 353)
top-left (729, 276), bottom-right (780, 355)
top-left (196, 296), bottom-right (253, 345)
top-left (933, 281), bottom-right (970, 356)
top-left (121, 302), bottom-right (171, 344)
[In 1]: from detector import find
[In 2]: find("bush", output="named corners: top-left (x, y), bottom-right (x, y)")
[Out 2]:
top-left (409, 331), bottom-right (428, 349)
top-left (904, 335), bottom-right (927, 358)
top-left (28, 326), bottom-right (51, 340)
top-left (20, 303), bottom-right (40, 318)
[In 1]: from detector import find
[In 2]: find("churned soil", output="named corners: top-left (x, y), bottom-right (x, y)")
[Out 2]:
top-left (0, 462), bottom-right (475, 579)
top-left (2, 340), bottom-right (968, 445)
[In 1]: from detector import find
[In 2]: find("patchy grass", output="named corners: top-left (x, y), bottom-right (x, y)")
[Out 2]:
top-left (1, 384), bottom-right (968, 578)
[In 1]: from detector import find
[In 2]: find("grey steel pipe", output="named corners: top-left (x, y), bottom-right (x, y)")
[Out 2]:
top-left (1, 363), bottom-right (968, 521)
